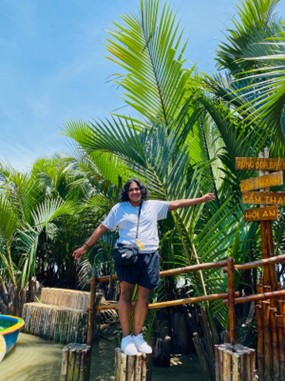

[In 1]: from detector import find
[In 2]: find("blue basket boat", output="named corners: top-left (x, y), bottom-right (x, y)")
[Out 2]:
top-left (0, 314), bottom-right (25, 361)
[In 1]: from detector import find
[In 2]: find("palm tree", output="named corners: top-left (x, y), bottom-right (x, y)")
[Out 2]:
top-left (0, 159), bottom-right (77, 313)
top-left (63, 0), bottom-right (251, 356)
top-left (206, 0), bottom-right (285, 156)
top-left (199, 0), bottom-right (285, 347)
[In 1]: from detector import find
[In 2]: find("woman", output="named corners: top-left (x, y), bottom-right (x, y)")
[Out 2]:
top-left (73, 179), bottom-right (215, 355)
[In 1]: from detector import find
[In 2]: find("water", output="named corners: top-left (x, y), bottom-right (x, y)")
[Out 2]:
top-left (0, 333), bottom-right (202, 381)
top-left (0, 333), bottom-right (62, 381)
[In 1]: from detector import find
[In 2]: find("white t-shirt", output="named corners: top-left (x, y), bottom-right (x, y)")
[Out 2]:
top-left (102, 200), bottom-right (169, 253)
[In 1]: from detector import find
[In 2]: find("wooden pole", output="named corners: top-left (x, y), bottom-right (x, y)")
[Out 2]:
top-left (260, 221), bottom-right (271, 286)
top-left (225, 288), bottom-right (285, 305)
top-left (95, 259), bottom-right (229, 283)
top-left (234, 253), bottom-right (285, 271)
top-left (262, 301), bottom-right (272, 381)
top-left (278, 288), bottom-right (285, 381)
top-left (265, 220), bottom-right (278, 291)
top-left (96, 292), bottom-right (240, 312)
top-left (259, 148), bottom-right (278, 292)
top-left (270, 307), bottom-right (279, 380)
top-left (94, 254), bottom-right (285, 284)
top-left (87, 277), bottom-right (96, 346)
top-left (277, 314), bottom-right (285, 380)
top-left (215, 344), bottom-right (222, 381)
top-left (153, 336), bottom-right (171, 367)
top-left (193, 333), bottom-right (212, 380)
top-left (221, 348), bottom-right (232, 380)
top-left (256, 304), bottom-right (264, 379)
top-left (227, 257), bottom-right (236, 344)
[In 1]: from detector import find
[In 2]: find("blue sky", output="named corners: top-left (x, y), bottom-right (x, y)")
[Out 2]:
top-left (1, 0), bottom-right (285, 172)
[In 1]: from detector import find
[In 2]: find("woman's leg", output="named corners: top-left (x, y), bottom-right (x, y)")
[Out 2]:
top-left (118, 281), bottom-right (135, 337)
top-left (133, 285), bottom-right (152, 336)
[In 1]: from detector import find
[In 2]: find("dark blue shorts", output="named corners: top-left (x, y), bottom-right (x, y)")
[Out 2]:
top-left (114, 250), bottom-right (160, 289)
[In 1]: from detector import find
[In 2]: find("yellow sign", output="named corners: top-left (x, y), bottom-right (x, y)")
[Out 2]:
top-left (240, 171), bottom-right (283, 192)
top-left (242, 191), bottom-right (285, 205)
top-left (236, 157), bottom-right (285, 171)
top-left (244, 206), bottom-right (278, 222)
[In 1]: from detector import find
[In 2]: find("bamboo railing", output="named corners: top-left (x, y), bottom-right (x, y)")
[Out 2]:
top-left (88, 253), bottom-right (285, 380)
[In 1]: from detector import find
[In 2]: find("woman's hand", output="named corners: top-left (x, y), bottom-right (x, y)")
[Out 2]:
top-left (72, 245), bottom-right (87, 260)
top-left (201, 193), bottom-right (215, 202)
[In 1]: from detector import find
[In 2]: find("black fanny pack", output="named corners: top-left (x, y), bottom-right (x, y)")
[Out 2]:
top-left (113, 243), bottom-right (139, 266)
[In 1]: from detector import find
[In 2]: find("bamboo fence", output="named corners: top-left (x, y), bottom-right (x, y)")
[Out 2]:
top-left (20, 253), bottom-right (285, 379)
top-left (253, 285), bottom-right (285, 381)
top-left (89, 253), bottom-right (285, 380)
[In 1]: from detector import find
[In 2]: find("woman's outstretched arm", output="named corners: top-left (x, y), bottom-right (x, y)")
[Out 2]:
top-left (168, 193), bottom-right (215, 212)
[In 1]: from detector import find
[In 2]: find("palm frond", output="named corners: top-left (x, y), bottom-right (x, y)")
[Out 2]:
top-left (106, 0), bottom-right (190, 124)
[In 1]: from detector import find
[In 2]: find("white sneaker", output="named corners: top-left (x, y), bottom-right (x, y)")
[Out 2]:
top-left (121, 335), bottom-right (138, 355)
top-left (132, 333), bottom-right (152, 354)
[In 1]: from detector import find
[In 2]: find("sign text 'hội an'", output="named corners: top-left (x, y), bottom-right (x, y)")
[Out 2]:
top-left (236, 157), bottom-right (285, 171)
top-left (243, 206), bottom-right (278, 222)
top-left (240, 171), bottom-right (283, 192)
top-left (242, 191), bottom-right (285, 205)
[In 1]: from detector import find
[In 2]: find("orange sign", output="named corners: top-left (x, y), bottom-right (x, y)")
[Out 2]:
top-left (236, 157), bottom-right (285, 171)
top-left (240, 171), bottom-right (283, 192)
top-left (242, 191), bottom-right (285, 205)
top-left (244, 206), bottom-right (278, 222)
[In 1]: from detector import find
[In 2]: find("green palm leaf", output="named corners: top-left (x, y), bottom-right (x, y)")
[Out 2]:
top-left (106, 0), bottom-right (190, 124)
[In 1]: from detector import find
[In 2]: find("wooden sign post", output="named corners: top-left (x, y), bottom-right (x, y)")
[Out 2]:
top-left (236, 154), bottom-right (284, 290)
top-left (235, 152), bottom-right (285, 381)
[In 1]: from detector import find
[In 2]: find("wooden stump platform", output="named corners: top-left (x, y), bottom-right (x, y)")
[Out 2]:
top-left (114, 348), bottom-right (152, 381)
top-left (60, 343), bottom-right (91, 381)
top-left (215, 343), bottom-right (257, 381)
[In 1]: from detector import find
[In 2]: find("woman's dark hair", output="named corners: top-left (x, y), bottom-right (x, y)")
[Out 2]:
top-left (121, 179), bottom-right (148, 201)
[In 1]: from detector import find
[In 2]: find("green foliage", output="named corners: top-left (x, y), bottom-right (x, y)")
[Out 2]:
top-left (1, 0), bottom-right (285, 351)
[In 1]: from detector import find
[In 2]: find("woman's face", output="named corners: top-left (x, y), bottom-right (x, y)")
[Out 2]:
top-left (127, 181), bottom-right (142, 205)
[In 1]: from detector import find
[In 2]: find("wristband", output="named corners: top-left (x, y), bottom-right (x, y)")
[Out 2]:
top-left (83, 242), bottom-right (91, 249)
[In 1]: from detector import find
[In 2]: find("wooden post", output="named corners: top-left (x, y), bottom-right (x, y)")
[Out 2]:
top-left (215, 344), bottom-right (222, 381)
top-left (261, 217), bottom-right (275, 287)
top-left (114, 348), bottom-right (152, 381)
top-left (227, 257), bottom-right (236, 344)
top-left (260, 220), bottom-right (278, 290)
top-left (258, 149), bottom-right (278, 291)
top-left (263, 301), bottom-right (272, 381)
top-left (277, 315), bottom-right (285, 380)
top-left (193, 332), bottom-right (212, 380)
top-left (87, 277), bottom-right (96, 346)
top-left (60, 343), bottom-right (91, 381)
top-left (214, 343), bottom-right (257, 381)
top-left (256, 304), bottom-right (264, 379)
top-left (270, 308), bottom-right (279, 380)
top-left (153, 336), bottom-right (171, 367)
